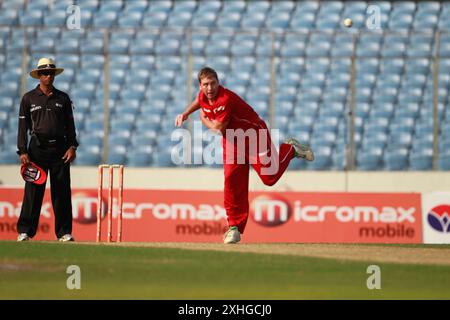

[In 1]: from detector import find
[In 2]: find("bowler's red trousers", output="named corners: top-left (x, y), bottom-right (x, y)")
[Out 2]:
top-left (222, 121), bottom-right (295, 233)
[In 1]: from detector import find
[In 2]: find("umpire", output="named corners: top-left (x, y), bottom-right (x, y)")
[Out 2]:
top-left (16, 57), bottom-right (79, 242)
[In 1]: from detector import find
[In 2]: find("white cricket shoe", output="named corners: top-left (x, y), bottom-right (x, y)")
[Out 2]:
top-left (17, 233), bottom-right (30, 242)
top-left (58, 234), bottom-right (75, 242)
top-left (223, 226), bottom-right (241, 244)
top-left (284, 138), bottom-right (315, 161)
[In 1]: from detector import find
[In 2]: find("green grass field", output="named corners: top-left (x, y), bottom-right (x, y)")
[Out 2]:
top-left (1, 241), bottom-right (450, 299)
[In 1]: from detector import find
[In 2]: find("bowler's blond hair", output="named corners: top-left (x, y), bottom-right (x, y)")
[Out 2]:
top-left (197, 67), bottom-right (218, 83)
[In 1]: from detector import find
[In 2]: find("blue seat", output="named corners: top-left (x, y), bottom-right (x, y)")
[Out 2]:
top-left (80, 54), bottom-right (105, 69)
top-left (126, 150), bottom-right (152, 167)
top-left (56, 54), bottom-right (79, 69)
top-left (107, 150), bottom-right (126, 165)
top-left (315, 15), bottom-right (340, 30)
top-left (80, 38), bottom-right (104, 54)
top-left (389, 12), bottom-right (413, 31)
top-left (191, 12), bottom-right (216, 28)
top-left (384, 147), bottom-right (409, 170)
top-left (93, 11), bottom-right (117, 28)
top-left (413, 13), bottom-right (438, 31)
top-left (410, 148), bottom-right (433, 170)
top-left (19, 11), bottom-right (43, 26)
top-left (166, 11), bottom-right (192, 28)
top-left (311, 130), bottom-right (337, 147)
top-left (221, 0), bottom-right (246, 13)
top-left (407, 43), bottom-right (432, 58)
top-left (110, 119), bottom-right (135, 132)
top-left (295, 1), bottom-right (319, 14)
top-left (123, 0), bottom-right (148, 13)
top-left (107, 39), bottom-right (129, 54)
top-left (147, 0), bottom-right (173, 14)
top-left (380, 58), bottom-right (404, 74)
top-left (217, 12), bottom-right (242, 29)
top-left (43, 11), bottom-right (66, 27)
top-left (395, 103), bottom-right (420, 119)
top-left (271, 1), bottom-right (296, 13)
top-left (118, 12), bottom-right (143, 28)
top-left (266, 12), bottom-right (291, 31)
top-left (0, 82), bottom-right (19, 98)
top-left (153, 146), bottom-right (176, 167)
top-left (438, 150), bottom-right (450, 170)
top-left (172, 0), bottom-right (197, 13)
top-left (241, 14), bottom-right (266, 29)
top-left (142, 11), bottom-right (168, 27)
top-left (382, 42), bottom-right (407, 58)
top-left (291, 13), bottom-right (315, 31)
top-left (307, 146), bottom-right (332, 170)
top-left (389, 131), bottom-right (413, 148)
top-left (417, 1), bottom-right (440, 12)
top-left (0, 151), bottom-right (18, 164)
top-left (356, 42), bottom-right (381, 58)
top-left (357, 147), bottom-right (383, 170)
top-left (0, 9), bottom-right (18, 25)
top-left (196, 0), bottom-right (222, 13)
top-left (362, 132), bottom-right (388, 149)
top-left (0, 97), bottom-right (14, 111)
top-left (98, 0), bottom-right (123, 13)
top-left (74, 151), bottom-right (101, 166)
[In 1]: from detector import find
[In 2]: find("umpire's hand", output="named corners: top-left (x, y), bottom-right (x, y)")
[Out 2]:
top-left (19, 153), bottom-right (31, 165)
top-left (62, 147), bottom-right (76, 163)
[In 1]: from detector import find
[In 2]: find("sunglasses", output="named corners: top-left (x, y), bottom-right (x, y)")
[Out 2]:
top-left (38, 70), bottom-right (55, 76)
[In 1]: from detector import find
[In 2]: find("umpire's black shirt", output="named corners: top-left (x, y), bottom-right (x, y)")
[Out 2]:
top-left (17, 85), bottom-right (79, 155)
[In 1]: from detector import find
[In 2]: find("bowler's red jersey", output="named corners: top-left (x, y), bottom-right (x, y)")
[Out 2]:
top-left (198, 85), bottom-right (263, 130)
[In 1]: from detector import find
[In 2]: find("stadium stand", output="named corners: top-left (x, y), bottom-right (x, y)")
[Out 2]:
top-left (0, 0), bottom-right (449, 171)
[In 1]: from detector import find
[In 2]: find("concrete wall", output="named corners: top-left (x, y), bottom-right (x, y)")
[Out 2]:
top-left (1, 165), bottom-right (449, 192)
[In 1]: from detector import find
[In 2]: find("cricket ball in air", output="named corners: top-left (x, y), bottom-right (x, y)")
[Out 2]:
top-left (344, 18), bottom-right (353, 28)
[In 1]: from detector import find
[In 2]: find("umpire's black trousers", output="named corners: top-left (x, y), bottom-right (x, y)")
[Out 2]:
top-left (17, 136), bottom-right (73, 239)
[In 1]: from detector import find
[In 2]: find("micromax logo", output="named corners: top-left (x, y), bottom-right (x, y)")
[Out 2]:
top-left (250, 195), bottom-right (292, 227)
top-left (293, 203), bottom-right (416, 223)
top-left (72, 192), bottom-right (106, 224)
top-left (250, 197), bottom-right (417, 227)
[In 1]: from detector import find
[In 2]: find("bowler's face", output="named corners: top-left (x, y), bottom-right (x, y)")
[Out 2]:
top-left (199, 76), bottom-right (219, 101)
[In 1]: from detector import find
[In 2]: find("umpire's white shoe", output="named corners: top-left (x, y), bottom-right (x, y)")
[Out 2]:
top-left (58, 234), bottom-right (75, 242)
top-left (223, 226), bottom-right (241, 244)
top-left (284, 138), bottom-right (315, 161)
top-left (17, 233), bottom-right (30, 242)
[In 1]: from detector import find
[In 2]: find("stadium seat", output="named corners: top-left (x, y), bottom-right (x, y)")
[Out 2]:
top-left (438, 150), bottom-right (450, 170)
top-left (126, 150), bottom-right (153, 167)
top-left (0, 151), bottom-right (18, 164)
top-left (410, 148), bottom-right (433, 170)
top-left (357, 147), bottom-right (384, 170)
top-left (19, 11), bottom-right (43, 26)
top-left (0, 9), bottom-right (18, 25)
top-left (307, 146), bottom-right (332, 170)
top-left (43, 10), bottom-right (66, 27)
top-left (384, 147), bottom-right (409, 170)
top-left (221, 0), bottom-right (246, 14)
top-left (74, 150), bottom-right (101, 166)
top-left (147, 0), bottom-right (173, 14)
top-left (142, 11), bottom-right (167, 27)
top-left (118, 11), bottom-right (143, 28)
top-left (93, 11), bottom-right (118, 28)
